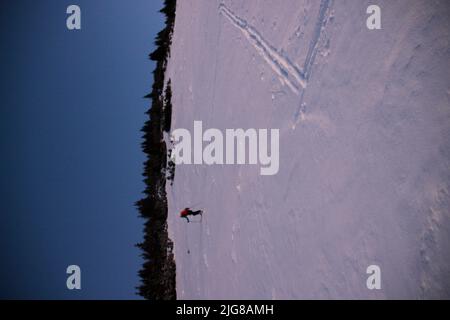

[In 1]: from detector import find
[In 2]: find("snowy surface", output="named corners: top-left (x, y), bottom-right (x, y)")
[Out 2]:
top-left (166, 0), bottom-right (450, 299)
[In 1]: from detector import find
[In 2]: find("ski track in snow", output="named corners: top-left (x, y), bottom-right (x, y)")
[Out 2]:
top-left (219, 1), bottom-right (331, 125)
top-left (219, 3), bottom-right (306, 94)
top-left (302, 0), bottom-right (331, 81)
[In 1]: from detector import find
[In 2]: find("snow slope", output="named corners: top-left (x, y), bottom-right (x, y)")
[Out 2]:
top-left (166, 0), bottom-right (450, 299)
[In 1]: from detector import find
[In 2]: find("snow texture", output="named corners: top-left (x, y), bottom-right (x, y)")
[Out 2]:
top-left (166, 0), bottom-right (450, 299)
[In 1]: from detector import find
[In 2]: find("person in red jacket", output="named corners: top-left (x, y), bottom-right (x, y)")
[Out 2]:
top-left (180, 208), bottom-right (202, 223)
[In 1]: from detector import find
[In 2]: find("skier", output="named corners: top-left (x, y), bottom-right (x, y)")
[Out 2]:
top-left (180, 208), bottom-right (202, 223)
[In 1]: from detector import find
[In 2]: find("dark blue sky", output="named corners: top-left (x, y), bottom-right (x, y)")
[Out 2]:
top-left (0, 0), bottom-right (164, 299)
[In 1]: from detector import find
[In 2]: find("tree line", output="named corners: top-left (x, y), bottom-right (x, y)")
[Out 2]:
top-left (135, 0), bottom-right (176, 300)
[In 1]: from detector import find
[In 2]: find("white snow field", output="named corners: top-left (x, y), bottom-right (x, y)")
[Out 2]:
top-left (165, 0), bottom-right (450, 299)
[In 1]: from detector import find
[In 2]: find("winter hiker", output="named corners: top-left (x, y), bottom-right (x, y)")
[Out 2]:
top-left (180, 208), bottom-right (202, 223)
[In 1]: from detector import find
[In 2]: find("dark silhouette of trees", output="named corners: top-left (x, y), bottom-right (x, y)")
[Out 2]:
top-left (136, 0), bottom-right (177, 300)
top-left (163, 79), bottom-right (172, 133)
top-left (164, 80), bottom-right (175, 185)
